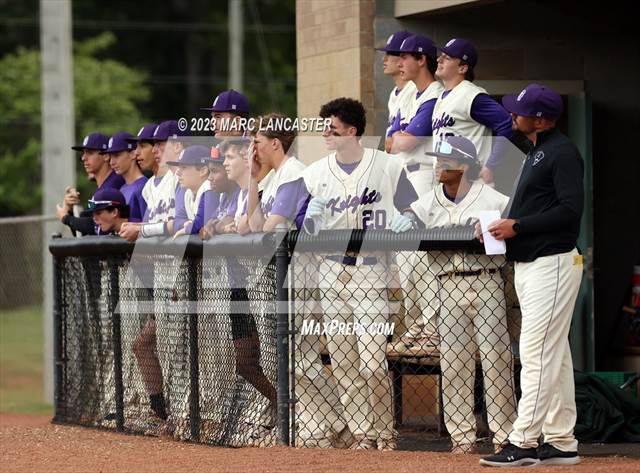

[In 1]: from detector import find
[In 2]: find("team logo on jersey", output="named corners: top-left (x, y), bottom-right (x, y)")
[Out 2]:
top-left (517, 89), bottom-right (527, 102)
top-left (532, 151), bottom-right (545, 166)
top-left (82, 136), bottom-right (89, 146)
top-left (445, 39), bottom-right (456, 47)
top-left (327, 187), bottom-right (382, 216)
top-left (432, 113), bottom-right (456, 133)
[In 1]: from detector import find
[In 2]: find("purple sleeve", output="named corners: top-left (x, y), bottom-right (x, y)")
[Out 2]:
top-left (393, 169), bottom-right (418, 211)
top-left (187, 190), bottom-right (220, 234)
top-left (387, 111), bottom-right (402, 137)
top-left (470, 93), bottom-right (514, 169)
top-left (403, 98), bottom-right (436, 136)
top-left (173, 186), bottom-right (188, 233)
top-left (270, 179), bottom-right (311, 230)
top-left (129, 179), bottom-right (148, 223)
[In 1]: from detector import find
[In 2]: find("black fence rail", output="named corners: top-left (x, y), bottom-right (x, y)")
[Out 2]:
top-left (50, 227), bottom-right (522, 452)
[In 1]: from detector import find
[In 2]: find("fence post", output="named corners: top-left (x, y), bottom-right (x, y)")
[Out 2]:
top-left (188, 256), bottom-right (200, 442)
top-left (108, 260), bottom-right (124, 431)
top-left (51, 234), bottom-right (64, 422)
top-left (275, 224), bottom-right (291, 446)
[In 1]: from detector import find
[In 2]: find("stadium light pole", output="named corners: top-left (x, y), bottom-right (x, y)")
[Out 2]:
top-left (40, 0), bottom-right (75, 404)
top-left (228, 0), bottom-right (244, 91)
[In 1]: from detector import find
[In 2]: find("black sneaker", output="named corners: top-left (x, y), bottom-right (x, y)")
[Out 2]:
top-left (538, 443), bottom-right (581, 465)
top-left (479, 442), bottom-right (540, 467)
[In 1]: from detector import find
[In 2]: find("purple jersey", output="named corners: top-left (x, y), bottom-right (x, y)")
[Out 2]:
top-left (94, 170), bottom-right (125, 195)
top-left (217, 186), bottom-right (240, 219)
top-left (119, 176), bottom-right (148, 222)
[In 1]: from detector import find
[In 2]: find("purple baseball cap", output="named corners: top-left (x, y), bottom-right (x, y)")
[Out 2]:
top-left (86, 188), bottom-right (128, 213)
top-left (71, 132), bottom-right (109, 151)
top-left (376, 30), bottom-right (412, 54)
top-left (502, 84), bottom-right (564, 119)
top-left (425, 135), bottom-right (479, 164)
top-left (126, 123), bottom-right (159, 143)
top-left (149, 120), bottom-right (186, 142)
top-left (398, 34), bottom-right (437, 59)
top-left (166, 145), bottom-right (212, 166)
top-left (101, 132), bottom-right (137, 154)
top-left (201, 89), bottom-right (249, 114)
top-left (439, 38), bottom-right (478, 68)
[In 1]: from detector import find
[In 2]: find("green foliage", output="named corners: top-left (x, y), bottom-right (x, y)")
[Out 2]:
top-left (0, 305), bottom-right (52, 415)
top-left (0, 32), bottom-right (150, 216)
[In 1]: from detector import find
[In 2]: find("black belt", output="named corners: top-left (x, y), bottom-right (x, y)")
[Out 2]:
top-left (327, 255), bottom-right (378, 266)
top-left (438, 268), bottom-right (498, 279)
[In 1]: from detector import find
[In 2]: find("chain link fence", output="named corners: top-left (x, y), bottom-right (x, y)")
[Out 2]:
top-left (50, 227), bottom-right (522, 451)
top-left (0, 215), bottom-right (57, 310)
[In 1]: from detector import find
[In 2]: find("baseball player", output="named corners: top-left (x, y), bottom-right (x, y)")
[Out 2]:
top-left (247, 113), bottom-right (308, 233)
top-left (86, 188), bottom-right (130, 235)
top-left (199, 145), bottom-right (240, 239)
top-left (303, 97), bottom-right (418, 451)
top-left (171, 145), bottom-right (220, 238)
top-left (201, 89), bottom-right (250, 138)
top-left (387, 33), bottom-right (443, 195)
top-left (127, 123), bottom-right (159, 178)
top-left (384, 33), bottom-right (445, 354)
top-left (57, 132), bottom-right (125, 235)
top-left (479, 84), bottom-right (583, 467)
top-left (217, 137), bottom-right (279, 434)
top-left (432, 38), bottom-right (513, 186)
top-left (117, 120), bottom-right (186, 425)
top-left (391, 135), bottom-right (517, 454)
top-left (102, 131), bottom-right (148, 222)
top-left (376, 30), bottom-right (417, 141)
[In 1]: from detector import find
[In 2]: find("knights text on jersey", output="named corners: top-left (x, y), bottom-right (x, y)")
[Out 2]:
top-left (302, 148), bottom-right (405, 230)
top-left (431, 80), bottom-right (492, 163)
top-left (141, 170), bottom-right (178, 223)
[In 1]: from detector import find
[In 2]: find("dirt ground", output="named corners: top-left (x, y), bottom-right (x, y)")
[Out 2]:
top-left (1, 413), bottom-right (639, 473)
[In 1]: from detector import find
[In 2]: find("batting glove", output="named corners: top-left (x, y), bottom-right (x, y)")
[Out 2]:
top-left (390, 212), bottom-right (416, 233)
top-left (305, 197), bottom-right (328, 219)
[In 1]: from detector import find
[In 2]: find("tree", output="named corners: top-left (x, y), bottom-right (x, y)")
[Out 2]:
top-left (0, 32), bottom-right (150, 216)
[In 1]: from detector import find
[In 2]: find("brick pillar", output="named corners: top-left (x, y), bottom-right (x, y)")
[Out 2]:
top-left (296, 0), bottom-right (375, 162)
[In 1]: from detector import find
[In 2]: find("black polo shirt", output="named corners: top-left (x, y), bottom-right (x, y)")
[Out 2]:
top-left (505, 127), bottom-right (584, 262)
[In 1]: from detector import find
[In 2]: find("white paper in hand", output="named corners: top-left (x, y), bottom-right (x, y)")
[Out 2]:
top-left (478, 210), bottom-right (507, 255)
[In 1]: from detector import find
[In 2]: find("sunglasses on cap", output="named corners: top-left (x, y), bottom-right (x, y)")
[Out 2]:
top-left (434, 140), bottom-right (476, 160)
top-left (87, 199), bottom-right (121, 209)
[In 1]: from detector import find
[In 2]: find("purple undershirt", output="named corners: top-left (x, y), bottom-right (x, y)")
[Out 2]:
top-left (119, 176), bottom-right (148, 222)
top-left (262, 178), bottom-right (310, 230)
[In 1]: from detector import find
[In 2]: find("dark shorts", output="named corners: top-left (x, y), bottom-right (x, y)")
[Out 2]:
top-left (229, 287), bottom-right (258, 341)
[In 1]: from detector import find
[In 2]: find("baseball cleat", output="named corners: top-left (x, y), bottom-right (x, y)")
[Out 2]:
top-left (479, 442), bottom-right (539, 467)
top-left (537, 443), bottom-right (581, 465)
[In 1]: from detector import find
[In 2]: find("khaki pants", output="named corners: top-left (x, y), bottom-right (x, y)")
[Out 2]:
top-left (438, 271), bottom-right (517, 447)
top-left (509, 249), bottom-right (582, 451)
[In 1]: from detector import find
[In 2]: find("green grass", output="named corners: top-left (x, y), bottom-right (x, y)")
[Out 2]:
top-left (0, 305), bottom-right (53, 415)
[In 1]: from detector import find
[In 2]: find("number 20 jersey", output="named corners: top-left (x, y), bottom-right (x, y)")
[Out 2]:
top-left (302, 148), bottom-right (405, 230)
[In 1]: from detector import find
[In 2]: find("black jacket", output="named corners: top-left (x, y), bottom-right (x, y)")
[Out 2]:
top-left (506, 127), bottom-right (584, 262)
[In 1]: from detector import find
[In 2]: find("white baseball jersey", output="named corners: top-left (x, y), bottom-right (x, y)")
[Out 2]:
top-left (410, 180), bottom-right (509, 273)
top-left (260, 156), bottom-right (306, 220)
top-left (431, 80), bottom-right (492, 164)
top-left (387, 81), bottom-right (417, 135)
top-left (184, 180), bottom-right (211, 220)
top-left (302, 148), bottom-right (404, 230)
top-left (397, 81), bottom-right (446, 197)
top-left (141, 170), bottom-right (178, 223)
